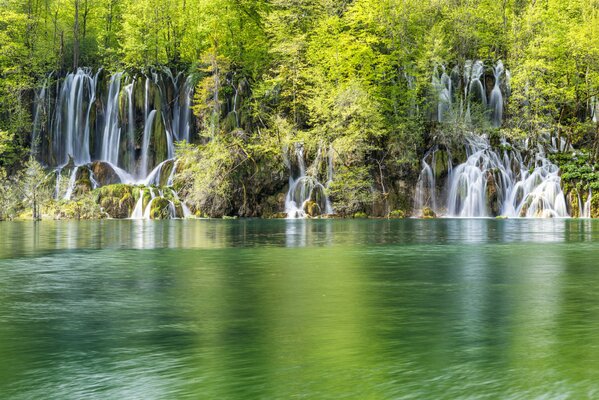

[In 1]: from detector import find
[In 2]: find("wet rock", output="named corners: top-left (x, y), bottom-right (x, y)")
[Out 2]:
top-left (304, 200), bottom-right (322, 217)
top-left (148, 197), bottom-right (173, 220)
top-left (422, 207), bottom-right (436, 218)
top-left (90, 161), bottom-right (121, 187)
top-left (486, 171), bottom-right (500, 216)
top-left (73, 167), bottom-right (94, 197)
top-left (388, 210), bottom-right (405, 219)
top-left (96, 184), bottom-right (137, 218)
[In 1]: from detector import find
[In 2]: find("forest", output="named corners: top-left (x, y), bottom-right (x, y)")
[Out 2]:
top-left (0, 0), bottom-right (598, 219)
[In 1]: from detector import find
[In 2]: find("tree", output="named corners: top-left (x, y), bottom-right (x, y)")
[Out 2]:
top-left (17, 158), bottom-right (53, 220)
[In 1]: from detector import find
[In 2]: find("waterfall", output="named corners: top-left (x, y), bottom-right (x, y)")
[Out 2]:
top-left (435, 67), bottom-right (452, 123)
top-left (488, 61), bottom-right (504, 128)
top-left (32, 68), bottom-right (195, 183)
top-left (433, 60), bottom-right (508, 127)
top-left (50, 69), bottom-right (97, 166)
top-left (414, 151), bottom-right (438, 216)
top-left (131, 189), bottom-right (145, 219)
top-left (125, 81), bottom-right (136, 173)
top-left (64, 167), bottom-right (79, 200)
top-left (284, 144), bottom-right (333, 218)
top-left (172, 75), bottom-right (193, 142)
top-left (31, 74), bottom-right (52, 159)
top-left (99, 73), bottom-right (123, 166)
top-left (416, 135), bottom-right (569, 218)
top-left (139, 110), bottom-right (157, 179)
top-left (584, 191), bottom-right (592, 218)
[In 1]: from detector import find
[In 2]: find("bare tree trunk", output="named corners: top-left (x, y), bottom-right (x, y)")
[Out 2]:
top-left (73, 0), bottom-right (80, 70)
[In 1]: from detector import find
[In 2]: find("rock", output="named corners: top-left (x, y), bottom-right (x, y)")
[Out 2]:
top-left (486, 171), bottom-right (500, 216)
top-left (422, 207), bottom-right (436, 218)
top-left (148, 197), bottom-right (173, 220)
top-left (567, 192), bottom-right (580, 218)
top-left (96, 184), bottom-right (137, 218)
top-left (353, 211), bottom-right (368, 219)
top-left (388, 210), bottom-right (405, 219)
top-left (73, 167), bottom-right (94, 197)
top-left (268, 212), bottom-right (287, 219)
top-left (304, 200), bottom-right (322, 217)
top-left (90, 161), bottom-right (121, 187)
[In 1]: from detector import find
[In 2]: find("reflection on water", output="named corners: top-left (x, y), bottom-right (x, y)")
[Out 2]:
top-left (1, 219), bottom-right (599, 398)
top-left (2, 219), bottom-right (599, 257)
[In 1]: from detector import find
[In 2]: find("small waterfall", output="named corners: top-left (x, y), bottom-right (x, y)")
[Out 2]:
top-left (172, 75), bottom-right (193, 142)
top-left (416, 135), bottom-right (569, 218)
top-left (579, 190), bottom-right (592, 218)
top-left (591, 96), bottom-right (598, 123)
top-left (433, 67), bottom-right (452, 123)
top-left (31, 74), bottom-right (52, 158)
top-left (125, 81), bottom-right (136, 173)
top-left (142, 189), bottom-right (157, 220)
top-left (433, 60), bottom-right (508, 127)
top-left (584, 191), bottom-right (593, 218)
top-left (139, 110), bottom-right (157, 179)
top-left (99, 72), bottom-right (123, 166)
top-left (414, 151), bottom-right (437, 216)
top-left (54, 169), bottom-right (63, 199)
top-left (284, 144), bottom-right (333, 218)
top-left (50, 69), bottom-right (97, 166)
top-left (131, 189), bottom-right (145, 219)
top-left (64, 166), bottom-right (79, 200)
top-left (489, 61), bottom-right (504, 128)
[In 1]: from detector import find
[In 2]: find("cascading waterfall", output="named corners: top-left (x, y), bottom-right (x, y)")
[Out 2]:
top-left (139, 110), bottom-right (157, 179)
top-left (100, 73), bottom-right (123, 167)
top-left (284, 144), bottom-right (334, 218)
top-left (33, 69), bottom-right (195, 178)
top-left (50, 69), bottom-right (98, 166)
top-left (488, 61), bottom-right (504, 128)
top-left (32, 68), bottom-right (195, 216)
top-left (433, 60), bottom-right (508, 127)
top-left (576, 189), bottom-right (593, 219)
top-left (414, 149), bottom-right (441, 216)
top-left (415, 135), bottom-right (570, 218)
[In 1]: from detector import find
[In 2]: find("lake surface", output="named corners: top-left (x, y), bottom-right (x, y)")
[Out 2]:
top-left (1, 219), bottom-right (599, 399)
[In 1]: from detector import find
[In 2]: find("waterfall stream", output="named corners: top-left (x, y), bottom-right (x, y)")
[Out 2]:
top-left (415, 135), bottom-right (570, 218)
top-left (284, 144), bottom-right (333, 218)
top-left (433, 60), bottom-right (508, 127)
top-left (33, 68), bottom-right (195, 218)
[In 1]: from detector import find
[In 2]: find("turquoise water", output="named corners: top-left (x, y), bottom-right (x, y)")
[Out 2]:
top-left (1, 219), bottom-right (599, 399)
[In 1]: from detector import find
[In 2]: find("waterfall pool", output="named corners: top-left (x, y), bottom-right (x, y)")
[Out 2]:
top-left (1, 219), bottom-right (599, 398)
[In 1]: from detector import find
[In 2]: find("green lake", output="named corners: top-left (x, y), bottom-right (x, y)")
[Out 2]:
top-left (1, 219), bottom-right (599, 399)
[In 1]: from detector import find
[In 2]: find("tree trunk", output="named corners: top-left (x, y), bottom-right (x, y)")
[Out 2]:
top-left (73, 0), bottom-right (80, 70)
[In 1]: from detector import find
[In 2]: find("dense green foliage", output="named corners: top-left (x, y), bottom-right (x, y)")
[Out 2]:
top-left (0, 0), bottom-right (598, 218)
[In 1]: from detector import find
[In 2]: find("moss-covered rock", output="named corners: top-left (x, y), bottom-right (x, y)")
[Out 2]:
top-left (148, 197), bottom-right (173, 219)
top-left (95, 184), bottom-right (137, 218)
top-left (73, 167), bottom-right (94, 197)
top-left (353, 211), bottom-right (368, 219)
top-left (304, 200), bottom-right (322, 217)
top-left (486, 171), bottom-right (500, 216)
top-left (388, 209), bottom-right (405, 219)
top-left (422, 207), bottom-right (436, 218)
